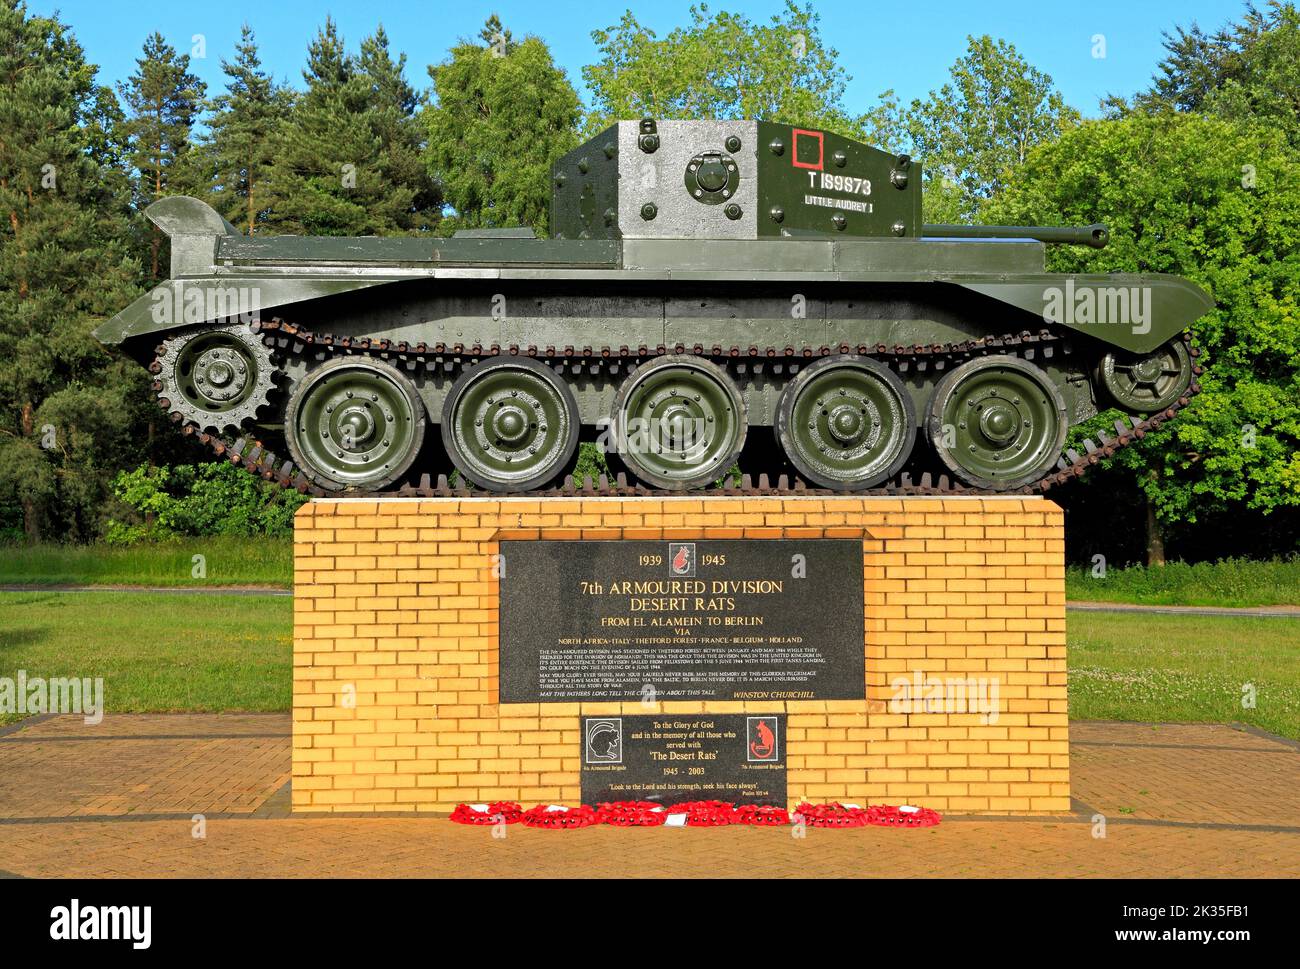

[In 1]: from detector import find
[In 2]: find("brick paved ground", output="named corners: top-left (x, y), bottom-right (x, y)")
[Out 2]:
top-left (0, 715), bottom-right (289, 820)
top-left (0, 714), bottom-right (1296, 878)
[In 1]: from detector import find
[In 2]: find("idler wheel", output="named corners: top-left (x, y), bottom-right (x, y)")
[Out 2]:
top-left (1099, 338), bottom-right (1193, 413)
top-left (285, 358), bottom-right (425, 492)
top-left (610, 356), bottom-right (746, 490)
top-left (776, 355), bottom-right (915, 490)
top-left (157, 322), bottom-right (276, 433)
top-left (926, 355), bottom-right (1067, 491)
top-left (441, 356), bottom-right (578, 492)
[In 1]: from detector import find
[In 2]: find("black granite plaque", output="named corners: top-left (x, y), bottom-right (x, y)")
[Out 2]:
top-left (580, 714), bottom-right (786, 806)
top-left (498, 539), bottom-right (865, 702)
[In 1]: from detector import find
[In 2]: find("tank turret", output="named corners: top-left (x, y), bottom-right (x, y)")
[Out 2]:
top-left (550, 119), bottom-right (922, 240)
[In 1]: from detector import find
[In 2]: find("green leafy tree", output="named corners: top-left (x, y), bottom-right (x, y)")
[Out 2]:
top-left (0, 0), bottom-right (143, 541)
top-left (423, 16), bottom-right (580, 235)
top-left (903, 35), bottom-right (1079, 223)
top-left (1122, 2), bottom-right (1300, 148)
top-left (264, 19), bottom-right (440, 235)
top-left (187, 25), bottom-right (293, 235)
top-left (983, 113), bottom-right (1300, 562)
top-left (106, 462), bottom-right (307, 543)
top-left (583, 1), bottom-right (868, 138)
top-left (117, 31), bottom-right (205, 277)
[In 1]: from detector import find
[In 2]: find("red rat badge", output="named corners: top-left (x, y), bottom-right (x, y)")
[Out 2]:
top-left (750, 719), bottom-right (776, 760)
top-left (672, 545), bottom-right (691, 574)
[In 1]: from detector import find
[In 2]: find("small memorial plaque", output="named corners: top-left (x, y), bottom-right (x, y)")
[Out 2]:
top-left (498, 538), bottom-right (865, 702)
top-left (580, 714), bottom-right (786, 806)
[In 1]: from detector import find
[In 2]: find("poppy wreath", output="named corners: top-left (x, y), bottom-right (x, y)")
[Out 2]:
top-left (666, 800), bottom-right (737, 826)
top-left (519, 804), bottom-right (600, 829)
top-left (793, 802), bottom-right (942, 828)
top-left (449, 801), bottom-right (524, 825)
top-left (864, 805), bottom-right (943, 828)
top-left (730, 804), bottom-right (791, 826)
top-left (595, 801), bottom-right (668, 826)
top-left (792, 802), bottom-right (869, 828)
top-left (451, 800), bottom-right (939, 829)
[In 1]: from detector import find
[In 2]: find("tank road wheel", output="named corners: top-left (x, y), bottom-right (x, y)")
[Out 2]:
top-left (285, 358), bottom-right (426, 493)
top-left (156, 322), bottom-right (275, 433)
top-left (926, 355), bottom-right (1067, 491)
top-left (776, 355), bottom-right (916, 491)
top-left (1099, 339), bottom-right (1193, 413)
top-left (441, 357), bottom-right (579, 492)
top-left (611, 356), bottom-right (746, 490)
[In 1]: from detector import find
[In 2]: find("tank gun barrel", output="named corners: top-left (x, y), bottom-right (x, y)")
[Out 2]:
top-left (922, 223), bottom-right (1110, 249)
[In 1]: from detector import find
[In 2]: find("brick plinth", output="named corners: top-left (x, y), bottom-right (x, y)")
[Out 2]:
top-left (292, 496), bottom-right (1069, 815)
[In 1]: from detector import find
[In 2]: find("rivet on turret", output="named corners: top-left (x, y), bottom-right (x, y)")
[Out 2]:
top-left (833, 150), bottom-right (847, 168)
top-left (770, 206), bottom-right (785, 224)
top-left (641, 202), bottom-right (658, 220)
top-left (725, 135), bottom-right (742, 152)
top-left (554, 173), bottom-right (566, 188)
top-left (725, 203), bottom-right (743, 220)
top-left (832, 212), bottom-right (847, 231)
top-left (892, 221), bottom-right (906, 236)
top-left (768, 138), bottom-right (784, 156)
top-left (603, 142), bottom-right (617, 159)
top-left (577, 157), bottom-right (590, 174)
top-left (604, 208), bottom-right (616, 227)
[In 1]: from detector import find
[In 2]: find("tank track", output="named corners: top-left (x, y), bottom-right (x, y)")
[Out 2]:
top-left (149, 322), bottom-right (1202, 499)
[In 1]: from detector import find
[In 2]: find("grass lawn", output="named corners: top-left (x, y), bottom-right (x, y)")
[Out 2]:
top-left (0, 537), bottom-right (292, 588)
top-left (1065, 557), bottom-right (1300, 607)
top-left (0, 591), bottom-right (289, 724)
top-left (2, 540), bottom-right (1297, 607)
top-left (1, 590), bottom-right (1296, 739)
top-left (1066, 610), bottom-right (1300, 740)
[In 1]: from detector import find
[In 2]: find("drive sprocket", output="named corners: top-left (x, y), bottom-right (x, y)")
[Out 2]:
top-left (155, 322), bottom-right (277, 433)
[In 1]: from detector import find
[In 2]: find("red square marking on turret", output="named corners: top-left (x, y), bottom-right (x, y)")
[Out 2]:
top-left (791, 129), bottom-right (824, 170)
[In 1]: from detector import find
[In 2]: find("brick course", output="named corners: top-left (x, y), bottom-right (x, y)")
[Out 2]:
top-left (292, 495), bottom-right (1069, 814)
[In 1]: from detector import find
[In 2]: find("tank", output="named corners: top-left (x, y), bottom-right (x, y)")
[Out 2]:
top-left (94, 119), bottom-right (1211, 497)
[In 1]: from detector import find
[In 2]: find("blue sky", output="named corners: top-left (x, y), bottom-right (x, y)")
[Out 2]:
top-left (42, 0), bottom-right (1244, 117)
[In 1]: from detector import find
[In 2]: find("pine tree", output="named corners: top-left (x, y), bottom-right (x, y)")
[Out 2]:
top-left (479, 14), bottom-right (515, 54)
top-left (424, 17), bottom-right (580, 234)
top-left (0, 0), bottom-right (141, 540)
top-left (192, 25), bottom-right (293, 235)
top-left (117, 32), bottom-right (205, 276)
top-left (359, 26), bottom-right (437, 231)
top-left (264, 18), bottom-right (440, 235)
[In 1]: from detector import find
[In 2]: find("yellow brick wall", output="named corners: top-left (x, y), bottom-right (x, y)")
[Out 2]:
top-left (292, 496), bottom-right (1069, 815)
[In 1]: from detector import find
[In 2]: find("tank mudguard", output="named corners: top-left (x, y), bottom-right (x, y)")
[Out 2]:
top-left (92, 276), bottom-right (396, 346)
top-left (955, 274), bottom-right (1213, 354)
top-left (93, 196), bottom-right (404, 346)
